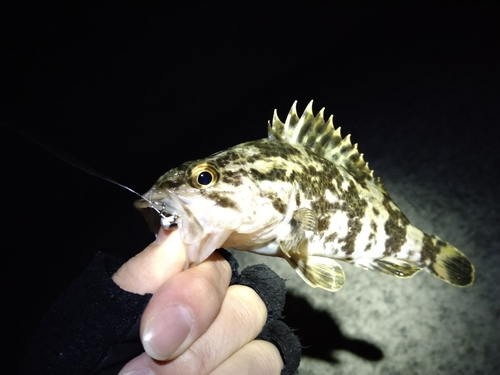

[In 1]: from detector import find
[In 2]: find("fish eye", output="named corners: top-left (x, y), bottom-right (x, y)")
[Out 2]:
top-left (197, 171), bottom-right (213, 185)
top-left (189, 163), bottom-right (219, 189)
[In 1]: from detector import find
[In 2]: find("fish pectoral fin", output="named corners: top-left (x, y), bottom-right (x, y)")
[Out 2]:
top-left (371, 257), bottom-right (422, 278)
top-left (279, 208), bottom-right (318, 258)
top-left (287, 255), bottom-right (346, 292)
top-left (292, 208), bottom-right (318, 232)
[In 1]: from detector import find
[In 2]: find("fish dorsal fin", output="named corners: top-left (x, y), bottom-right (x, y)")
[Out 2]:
top-left (268, 100), bottom-right (376, 184)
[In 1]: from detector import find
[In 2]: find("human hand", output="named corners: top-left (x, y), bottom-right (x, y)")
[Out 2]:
top-left (112, 230), bottom-right (286, 375)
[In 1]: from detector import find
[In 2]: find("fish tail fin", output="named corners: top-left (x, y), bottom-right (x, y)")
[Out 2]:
top-left (286, 255), bottom-right (346, 292)
top-left (422, 234), bottom-right (475, 287)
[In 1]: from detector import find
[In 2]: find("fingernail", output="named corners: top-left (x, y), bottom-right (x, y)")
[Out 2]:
top-left (142, 305), bottom-right (193, 360)
top-left (119, 369), bottom-right (154, 375)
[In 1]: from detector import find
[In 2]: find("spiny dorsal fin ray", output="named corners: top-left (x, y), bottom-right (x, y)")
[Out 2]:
top-left (268, 100), bottom-right (376, 184)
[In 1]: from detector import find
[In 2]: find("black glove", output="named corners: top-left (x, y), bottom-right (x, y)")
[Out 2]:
top-left (221, 249), bottom-right (302, 375)
top-left (21, 251), bottom-right (301, 375)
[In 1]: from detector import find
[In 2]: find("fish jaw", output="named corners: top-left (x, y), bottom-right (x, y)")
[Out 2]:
top-left (134, 184), bottom-right (287, 267)
top-left (185, 228), bottom-right (233, 267)
top-left (134, 188), bottom-right (214, 266)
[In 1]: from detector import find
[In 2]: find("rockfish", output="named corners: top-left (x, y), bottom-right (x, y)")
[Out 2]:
top-left (134, 101), bottom-right (474, 292)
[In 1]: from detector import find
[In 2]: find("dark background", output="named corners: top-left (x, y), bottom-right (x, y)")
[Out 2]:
top-left (3, 2), bottom-right (499, 372)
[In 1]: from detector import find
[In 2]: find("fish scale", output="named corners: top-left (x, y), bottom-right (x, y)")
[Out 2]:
top-left (134, 101), bottom-right (474, 292)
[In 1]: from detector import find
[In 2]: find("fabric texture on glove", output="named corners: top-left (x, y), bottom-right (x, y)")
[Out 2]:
top-left (220, 249), bottom-right (302, 375)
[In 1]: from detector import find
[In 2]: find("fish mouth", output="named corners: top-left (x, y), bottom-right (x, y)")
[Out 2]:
top-left (134, 190), bottom-right (234, 267)
top-left (134, 190), bottom-right (205, 245)
top-left (134, 198), bottom-right (179, 232)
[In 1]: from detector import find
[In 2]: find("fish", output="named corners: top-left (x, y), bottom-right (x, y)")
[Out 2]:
top-left (134, 101), bottom-right (475, 292)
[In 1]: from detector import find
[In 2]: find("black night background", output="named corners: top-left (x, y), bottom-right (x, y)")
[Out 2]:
top-left (3, 2), bottom-right (499, 374)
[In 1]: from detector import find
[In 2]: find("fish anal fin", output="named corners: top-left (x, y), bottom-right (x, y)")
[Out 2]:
top-left (372, 257), bottom-right (422, 278)
top-left (287, 255), bottom-right (346, 292)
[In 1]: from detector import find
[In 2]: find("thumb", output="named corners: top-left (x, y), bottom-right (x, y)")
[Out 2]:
top-left (112, 229), bottom-right (187, 294)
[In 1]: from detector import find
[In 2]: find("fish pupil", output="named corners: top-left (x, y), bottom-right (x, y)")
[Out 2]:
top-left (197, 171), bottom-right (213, 185)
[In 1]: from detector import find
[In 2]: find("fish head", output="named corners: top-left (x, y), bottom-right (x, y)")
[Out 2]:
top-left (134, 142), bottom-right (296, 267)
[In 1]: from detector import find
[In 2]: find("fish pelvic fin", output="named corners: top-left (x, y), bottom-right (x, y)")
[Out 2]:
top-left (278, 206), bottom-right (345, 291)
top-left (268, 100), bottom-right (385, 191)
top-left (286, 255), bottom-right (346, 292)
top-left (422, 234), bottom-right (475, 287)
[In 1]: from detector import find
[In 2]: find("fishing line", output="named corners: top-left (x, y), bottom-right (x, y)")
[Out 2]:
top-left (2, 122), bottom-right (167, 218)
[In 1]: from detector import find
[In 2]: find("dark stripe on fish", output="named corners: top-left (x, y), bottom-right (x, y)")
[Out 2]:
top-left (382, 196), bottom-right (410, 256)
top-left (204, 191), bottom-right (240, 210)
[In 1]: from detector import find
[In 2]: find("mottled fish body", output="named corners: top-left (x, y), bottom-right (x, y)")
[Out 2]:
top-left (135, 101), bottom-right (474, 291)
